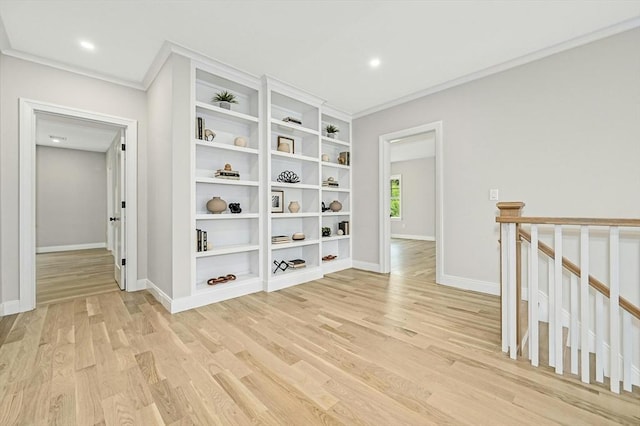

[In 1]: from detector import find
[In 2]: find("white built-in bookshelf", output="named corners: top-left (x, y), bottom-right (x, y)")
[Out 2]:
top-left (320, 108), bottom-right (352, 274)
top-left (265, 78), bottom-right (324, 291)
top-left (191, 63), bottom-right (264, 304)
top-left (184, 61), bottom-right (352, 308)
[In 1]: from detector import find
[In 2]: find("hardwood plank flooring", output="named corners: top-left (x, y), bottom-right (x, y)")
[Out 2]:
top-left (0, 240), bottom-right (637, 424)
top-left (37, 249), bottom-right (120, 305)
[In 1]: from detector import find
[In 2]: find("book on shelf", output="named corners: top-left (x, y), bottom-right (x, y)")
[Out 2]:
top-left (271, 235), bottom-right (291, 244)
top-left (287, 259), bottom-right (306, 269)
top-left (215, 169), bottom-right (240, 180)
top-left (322, 181), bottom-right (339, 187)
top-left (338, 221), bottom-right (350, 236)
top-left (196, 117), bottom-right (204, 140)
top-left (196, 229), bottom-right (208, 252)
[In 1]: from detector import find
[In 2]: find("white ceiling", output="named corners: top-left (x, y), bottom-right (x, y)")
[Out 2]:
top-left (1, 1), bottom-right (639, 115)
top-left (391, 131), bottom-right (435, 163)
top-left (36, 112), bottom-right (122, 152)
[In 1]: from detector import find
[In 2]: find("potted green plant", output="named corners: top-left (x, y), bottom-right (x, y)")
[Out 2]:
top-left (325, 124), bottom-right (339, 139)
top-left (212, 91), bottom-right (238, 110)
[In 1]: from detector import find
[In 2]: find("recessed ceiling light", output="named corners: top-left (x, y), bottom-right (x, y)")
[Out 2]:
top-left (369, 58), bottom-right (381, 68)
top-left (79, 40), bottom-right (95, 51)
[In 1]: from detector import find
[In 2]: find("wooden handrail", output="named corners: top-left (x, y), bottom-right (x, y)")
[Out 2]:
top-left (519, 228), bottom-right (640, 321)
top-left (497, 217), bottom-right (640, 227)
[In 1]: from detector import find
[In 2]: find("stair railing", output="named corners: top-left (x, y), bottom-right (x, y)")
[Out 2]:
top-left (496, 202), bottom-right (640, 393)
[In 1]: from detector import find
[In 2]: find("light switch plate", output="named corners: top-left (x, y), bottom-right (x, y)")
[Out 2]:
top-left (489, 189), bottom-right (499, 201)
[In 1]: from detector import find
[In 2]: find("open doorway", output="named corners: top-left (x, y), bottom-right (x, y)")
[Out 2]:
top-left (19, 99), bottom-right (138, 312)
top-left (388, 131), bottom-right (436, 280)
top-left (379, 121), bottom-right (443, 283)
top-left (35, 113), bottom-right (123, 304)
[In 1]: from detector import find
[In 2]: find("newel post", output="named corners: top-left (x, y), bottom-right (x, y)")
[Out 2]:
top-left (497, 202), bottom-right (525, 358)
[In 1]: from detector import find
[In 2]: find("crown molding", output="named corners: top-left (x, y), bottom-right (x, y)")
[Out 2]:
top-left (353, 16), bottom-right (640, 119)
top-left (0, 48), bottom-right (144, 91)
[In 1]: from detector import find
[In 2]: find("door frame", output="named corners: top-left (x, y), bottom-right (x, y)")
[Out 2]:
top-left (378, 121), bottom-right (443, 282)
top-left (19, 98), bottom-right (138, 311)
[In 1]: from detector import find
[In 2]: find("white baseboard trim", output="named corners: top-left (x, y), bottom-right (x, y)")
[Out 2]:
top-left (391, 234), bottom-right (435, 241)
top-left (129, 278), bottom-right (149, 292)
top-left (0, 300), bottom-right (21, 316)
top-left (352, 260), bottom-right (382, 273)
top-left (438, 274), bottom-right (500, 296)
top-left (144, 279), bottom-right (173, 313)
top-left (36, 242), bottom-right (106, 253)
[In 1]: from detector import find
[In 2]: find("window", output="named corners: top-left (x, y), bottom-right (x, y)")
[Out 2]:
top-left (390, 174), bottom-right (401, 220)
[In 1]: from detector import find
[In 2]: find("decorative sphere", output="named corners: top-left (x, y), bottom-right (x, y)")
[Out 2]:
top-left (337, 229), bottom-right (344, 236)
top-left (234, 137), bottom-right (247, 147)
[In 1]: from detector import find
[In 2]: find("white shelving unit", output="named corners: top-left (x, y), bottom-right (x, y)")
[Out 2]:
top-left (191, 63), bottom-right (263, 302)
top-left (265, 77), bottom-right (324, 291)
top-left (320, 107), bottom-right (353, 274)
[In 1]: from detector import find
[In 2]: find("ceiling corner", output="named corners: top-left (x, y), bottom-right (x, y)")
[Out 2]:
top-left (0, 14), bottom-right (10, 52)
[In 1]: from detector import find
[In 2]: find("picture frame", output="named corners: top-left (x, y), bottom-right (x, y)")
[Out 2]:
top-left (277, 136), bottom-right (295, 154)
top-left (271, 190), bottom-right (284, 213)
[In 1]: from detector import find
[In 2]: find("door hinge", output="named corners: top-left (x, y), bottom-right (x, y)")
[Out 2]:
top-left (121, 258), bottom-right (126, 266)
top-left (121, 143), bottom-right (126, 151)
top-left (121, 201), bottom-right (126, 208)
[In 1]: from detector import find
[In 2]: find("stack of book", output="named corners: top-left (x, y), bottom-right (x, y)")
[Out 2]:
top-left (215, 169), bottom-right (240, 180)
top-left (196, 229), bottom-right (208, 252)
top-left (338, 221), bottom-right (350, 235)
top-left (322, 180), bottom-right (339, 188)
top-left (287, 259), bottom-right (306, 269)
top-left (271, 235), bottom-right (291, 244)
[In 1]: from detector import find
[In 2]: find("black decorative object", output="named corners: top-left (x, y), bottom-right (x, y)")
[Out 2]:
top-left (273, 260), bottom-right (289, 274)
top-left (277, 170), bottom-right (300, 183)
top-left (229, 203), bottom-right (242, 213)
top-left (321, 202), bottom-right (330, 212)
top-left (322, 227), bottom-right (332, 237)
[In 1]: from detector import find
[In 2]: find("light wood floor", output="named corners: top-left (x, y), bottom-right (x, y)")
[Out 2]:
top-left (1, 242), bottom-right (637, 424)
top-left (37, 249), bottom-right (119, 305)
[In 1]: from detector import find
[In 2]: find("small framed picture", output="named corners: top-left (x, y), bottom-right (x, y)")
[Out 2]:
top-left (271, 190), bottom-right (284, 213)
top-left (277, 136), bottom-right (294, 154)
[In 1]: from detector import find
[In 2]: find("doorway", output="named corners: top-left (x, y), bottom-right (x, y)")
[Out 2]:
top-left (34, 113), bottom-right (123, 304)
top-left (379, 121), bottom-right (443, 283)
top-left (19, 99), bottom-right (138, 312)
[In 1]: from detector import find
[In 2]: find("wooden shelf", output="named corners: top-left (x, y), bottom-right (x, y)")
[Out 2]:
top-left (195, 140), bottom-right (258, 155)
top-left (195, 213), bottom-right (259, 220)
top-left (321, 162), bottom-right (350, 170)
top-left (322, 211), bottom-right (351, 217)
top-left (322, 235), bottom-right (350, 241)
top-left (196, 244), bottom-right (260, 257)
top-left (270, 181), bottom-right (319, 190)
top-left (195, 101), bottom-right (259, 123)
top-left (195, 273), bottom-right (260, 292)
top-left (271, 239), bottom-right (320, 250)
top-left (321, 136), bottom-right (350, 147)
top-left (270, 118), bottom-right (319, 136)
top-left (271, 212), bottom-right (319, 218)
top-left (271, 150), bottom-right (319, 163)
top-left (321, 187), bottom-right (350, 193)
top-left (196, 177), bottom-right (259, 186)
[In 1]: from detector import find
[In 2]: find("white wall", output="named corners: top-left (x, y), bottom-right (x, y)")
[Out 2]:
top-left (390, 157), bottom-right (435, 239)
top-left (146, 53), bottom-right (191, 299)
top-left (353, 28), bottom-right (640, 299)
top-left (0, 54), bottom-right (148, 302)
top-left (36, 146), bottom-right (107, 249)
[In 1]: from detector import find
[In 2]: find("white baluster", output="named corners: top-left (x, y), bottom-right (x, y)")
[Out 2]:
top-left (609, 227), bottom-right (620, 394)
top-left (570, 274), bottom-right (578, 375)
top-left (554, 225), bottom-right (563, 374)
top-left (508, 223), bottom-right (517, 360)
top-left (580, 226), bottom-right (590, 384)
top-left (622, 310), bottom-right (632, 392)
top-left (595, 292), bottom-right (604, 383)
top-left (548, 259), bottom-right (555, 368)
top-left (501, 223), bottom-right (509, 354)
top-left (529, 226), bottom-right (539, 367)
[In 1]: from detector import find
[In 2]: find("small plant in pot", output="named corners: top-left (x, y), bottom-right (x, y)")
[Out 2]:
top-left (212, 91), bottom-right (238, 110)
top-left (325, 124), bottom-right (339, 139)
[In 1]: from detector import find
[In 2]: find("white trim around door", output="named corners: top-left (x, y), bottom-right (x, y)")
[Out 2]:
top-left (379, 121), bottom-right (444, 283)
top-left (19, 98), bottom-right (139, 312)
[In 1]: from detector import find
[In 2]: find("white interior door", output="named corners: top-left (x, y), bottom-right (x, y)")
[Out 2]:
top-left (113, 133), bottom-right (126, 290)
